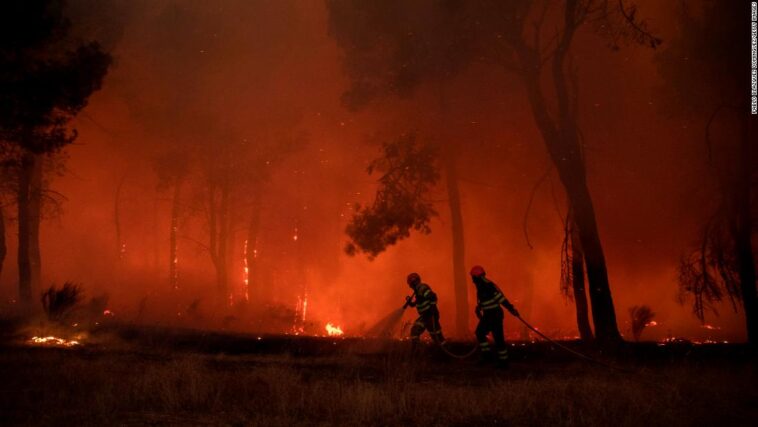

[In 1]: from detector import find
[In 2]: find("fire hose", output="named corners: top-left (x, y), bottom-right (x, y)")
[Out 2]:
top-left (514, 314), bottom-right (631, 373)
top-left (410, 296), bottom-right (630, 370)
top-left (403, 295), bottom-right (480, 359)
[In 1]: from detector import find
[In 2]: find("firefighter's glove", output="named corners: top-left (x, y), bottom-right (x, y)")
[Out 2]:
top-left (508, 307), bottom-right (520, 317)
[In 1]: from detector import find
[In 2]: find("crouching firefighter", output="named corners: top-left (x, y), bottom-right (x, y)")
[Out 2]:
top-left (404, 272), bottom-right (447, 350)
top-left (470, 265), bottom-right (519, 368)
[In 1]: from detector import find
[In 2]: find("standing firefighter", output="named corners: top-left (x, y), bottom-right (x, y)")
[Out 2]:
top-left (470, 265), bottom-right (519, 367)
top-left (404, 272), bottom-right (447, 349)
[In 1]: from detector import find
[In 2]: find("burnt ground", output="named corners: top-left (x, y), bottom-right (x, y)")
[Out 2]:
top-left (0, 321), bottom-right (756, 426)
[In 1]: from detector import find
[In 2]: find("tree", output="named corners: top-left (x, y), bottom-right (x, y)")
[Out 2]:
top-left (0, 0), bottom-right (111, 304)
top-left (628, 305), bottom-right (655, 342)
top-left (345, 134), bottom-right (439, 258)
top-left (657, 1), bottom-right (757, 343)
top-left (330, 0), bottom-right (658, 343)
top-left (561, 209), bottom-right (594, 341)
top-left (154, 149), bottom-right (190, 291)
top-left (466, 0), bottom-right (659, 344)
top-left (328, 0), bottom-right (477, 336)
top-left (134, 1), bottom-right (305, 304)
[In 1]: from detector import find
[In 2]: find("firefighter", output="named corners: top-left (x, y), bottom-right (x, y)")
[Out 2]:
top-left (470, 265), bottom-right (519, 367)
top-left (404, 272), bottom-right (446, 349)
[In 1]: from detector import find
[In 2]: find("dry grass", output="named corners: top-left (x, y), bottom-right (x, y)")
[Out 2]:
top-left (0, 342), bottom-right (756, 427)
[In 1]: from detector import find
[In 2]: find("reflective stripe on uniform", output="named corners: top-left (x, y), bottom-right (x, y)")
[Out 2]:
top-left (413, 321), bottom-right (425, 328)
top-left (480, 292), bottom-right (505, 307)
top-left (498, 349), bottom-right (509, 360)
top-left (417, 301), bottom-right (437, 313)
top-left (479, 342), bottom-right (491, 351)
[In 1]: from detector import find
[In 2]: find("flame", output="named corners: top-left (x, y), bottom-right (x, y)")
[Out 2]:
top-left (103, 309), bottom-right (114, 316)
top-left (302, 293), bottom-right (308, 322)
top-left (702, 324), bottom-right (720, 330)
top-left (242, 239), bottom-right (250, 302)
top-left (325, 323), bottom-right (344, 336)
top-left (646, 320), bottom-right (658, 326)
top-left (29, 336), bottom-right (80, 347)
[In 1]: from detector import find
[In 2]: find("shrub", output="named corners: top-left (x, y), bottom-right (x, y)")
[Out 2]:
top-left (41, 282), bottom-right (83, 321)
top-left (628, 305), bottom-right (655, 341)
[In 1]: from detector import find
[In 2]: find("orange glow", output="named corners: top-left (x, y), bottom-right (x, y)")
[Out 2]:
top-left (325, 323), bottom-right (344, 336)
top-left (29, 336), bottom-right (81, 347)
top-left (242, 239), bottom-right (250, 302)
top-left (1, 0), bottom-right (744, 346)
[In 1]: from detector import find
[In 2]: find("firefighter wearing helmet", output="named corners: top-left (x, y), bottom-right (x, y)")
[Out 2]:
top-left (470, 265), bottom-right (519, 368)
top-left (404, 272), bottom-right (446, 349)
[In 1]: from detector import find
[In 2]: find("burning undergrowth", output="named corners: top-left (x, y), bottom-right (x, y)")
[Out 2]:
top-left (12, 283), bottom-right (123, 350)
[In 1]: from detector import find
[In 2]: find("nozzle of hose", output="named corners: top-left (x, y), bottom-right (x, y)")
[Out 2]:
top-left (402, 294), bottom-right (413, 309)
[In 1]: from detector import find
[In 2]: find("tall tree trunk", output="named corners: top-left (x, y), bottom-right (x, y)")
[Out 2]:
top-left (245, 191), bottom-right (262, 304)
top-left (516, 43), bottom-right (621, 344)
top-left (562, 166), bottom-right (620, 342)
top-left (216, 176), bottom-right (230, 297)
top-left (29, 153), bottom-right (42, 294)
top-left (0, 206), bottom-right (6, 284)
top-left (735, 117), bottom-right (757, 343)
top-left (438, 83), bottom-right (468, 337)
top-left (443, 151), bottom-right (469, 337)
top-left (114, 175), bottom-right (126, 264)
top-left (169, 180), bottom-right (182, 291)
top-left (207, 178), bottom-right (229, 299)
top-left (569, 215), bottom-right (594, 342)
top-left (17, 151), bottom-right (42, 304)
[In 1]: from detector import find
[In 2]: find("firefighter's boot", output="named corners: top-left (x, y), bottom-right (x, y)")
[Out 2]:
top-left (495, 347), bottom-right (510, 369)
top-left (477, 341), bottom-right (494, 365)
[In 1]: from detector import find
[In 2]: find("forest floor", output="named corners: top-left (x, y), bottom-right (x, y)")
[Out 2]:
top-left (0, 322), bottom-right (756, 426)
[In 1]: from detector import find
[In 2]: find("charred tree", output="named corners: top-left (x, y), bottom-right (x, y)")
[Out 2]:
top-left (513, 29), bottom-right (622, 343)
top-left (570, 226), bottom-right (593, 341)
top-left (443, 149), bottom-right (469, 336)
top-left (562, 212), bottom-right (594, 342)
top-left (244, 189), bottom-right (262, 304)
top-left (733, 119), bottom-right (757, 342)
top-left (207, 176), bottom-right (231, 297)
top-left (560, 208), bottom-right (593, 342)
top-left (154, 149), bottom-right (190, 291)
top-left (114, 175), bottom-right (126, 265)
top-left (473, 0), bottom-right (660, 343)
top-left (0, 1), bottom-right (111, 304)
top-left (657, 1), bottom-right (756, 343)
top-left (17, 152), bottom-right (43, 301)
top-left (437, 84), bottom-right (469, 336)
top-left (169, 179), bottom-right (182, 291)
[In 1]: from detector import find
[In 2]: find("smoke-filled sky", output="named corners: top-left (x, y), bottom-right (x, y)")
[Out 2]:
top-left (1, 0), bottom-right (748, 341)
